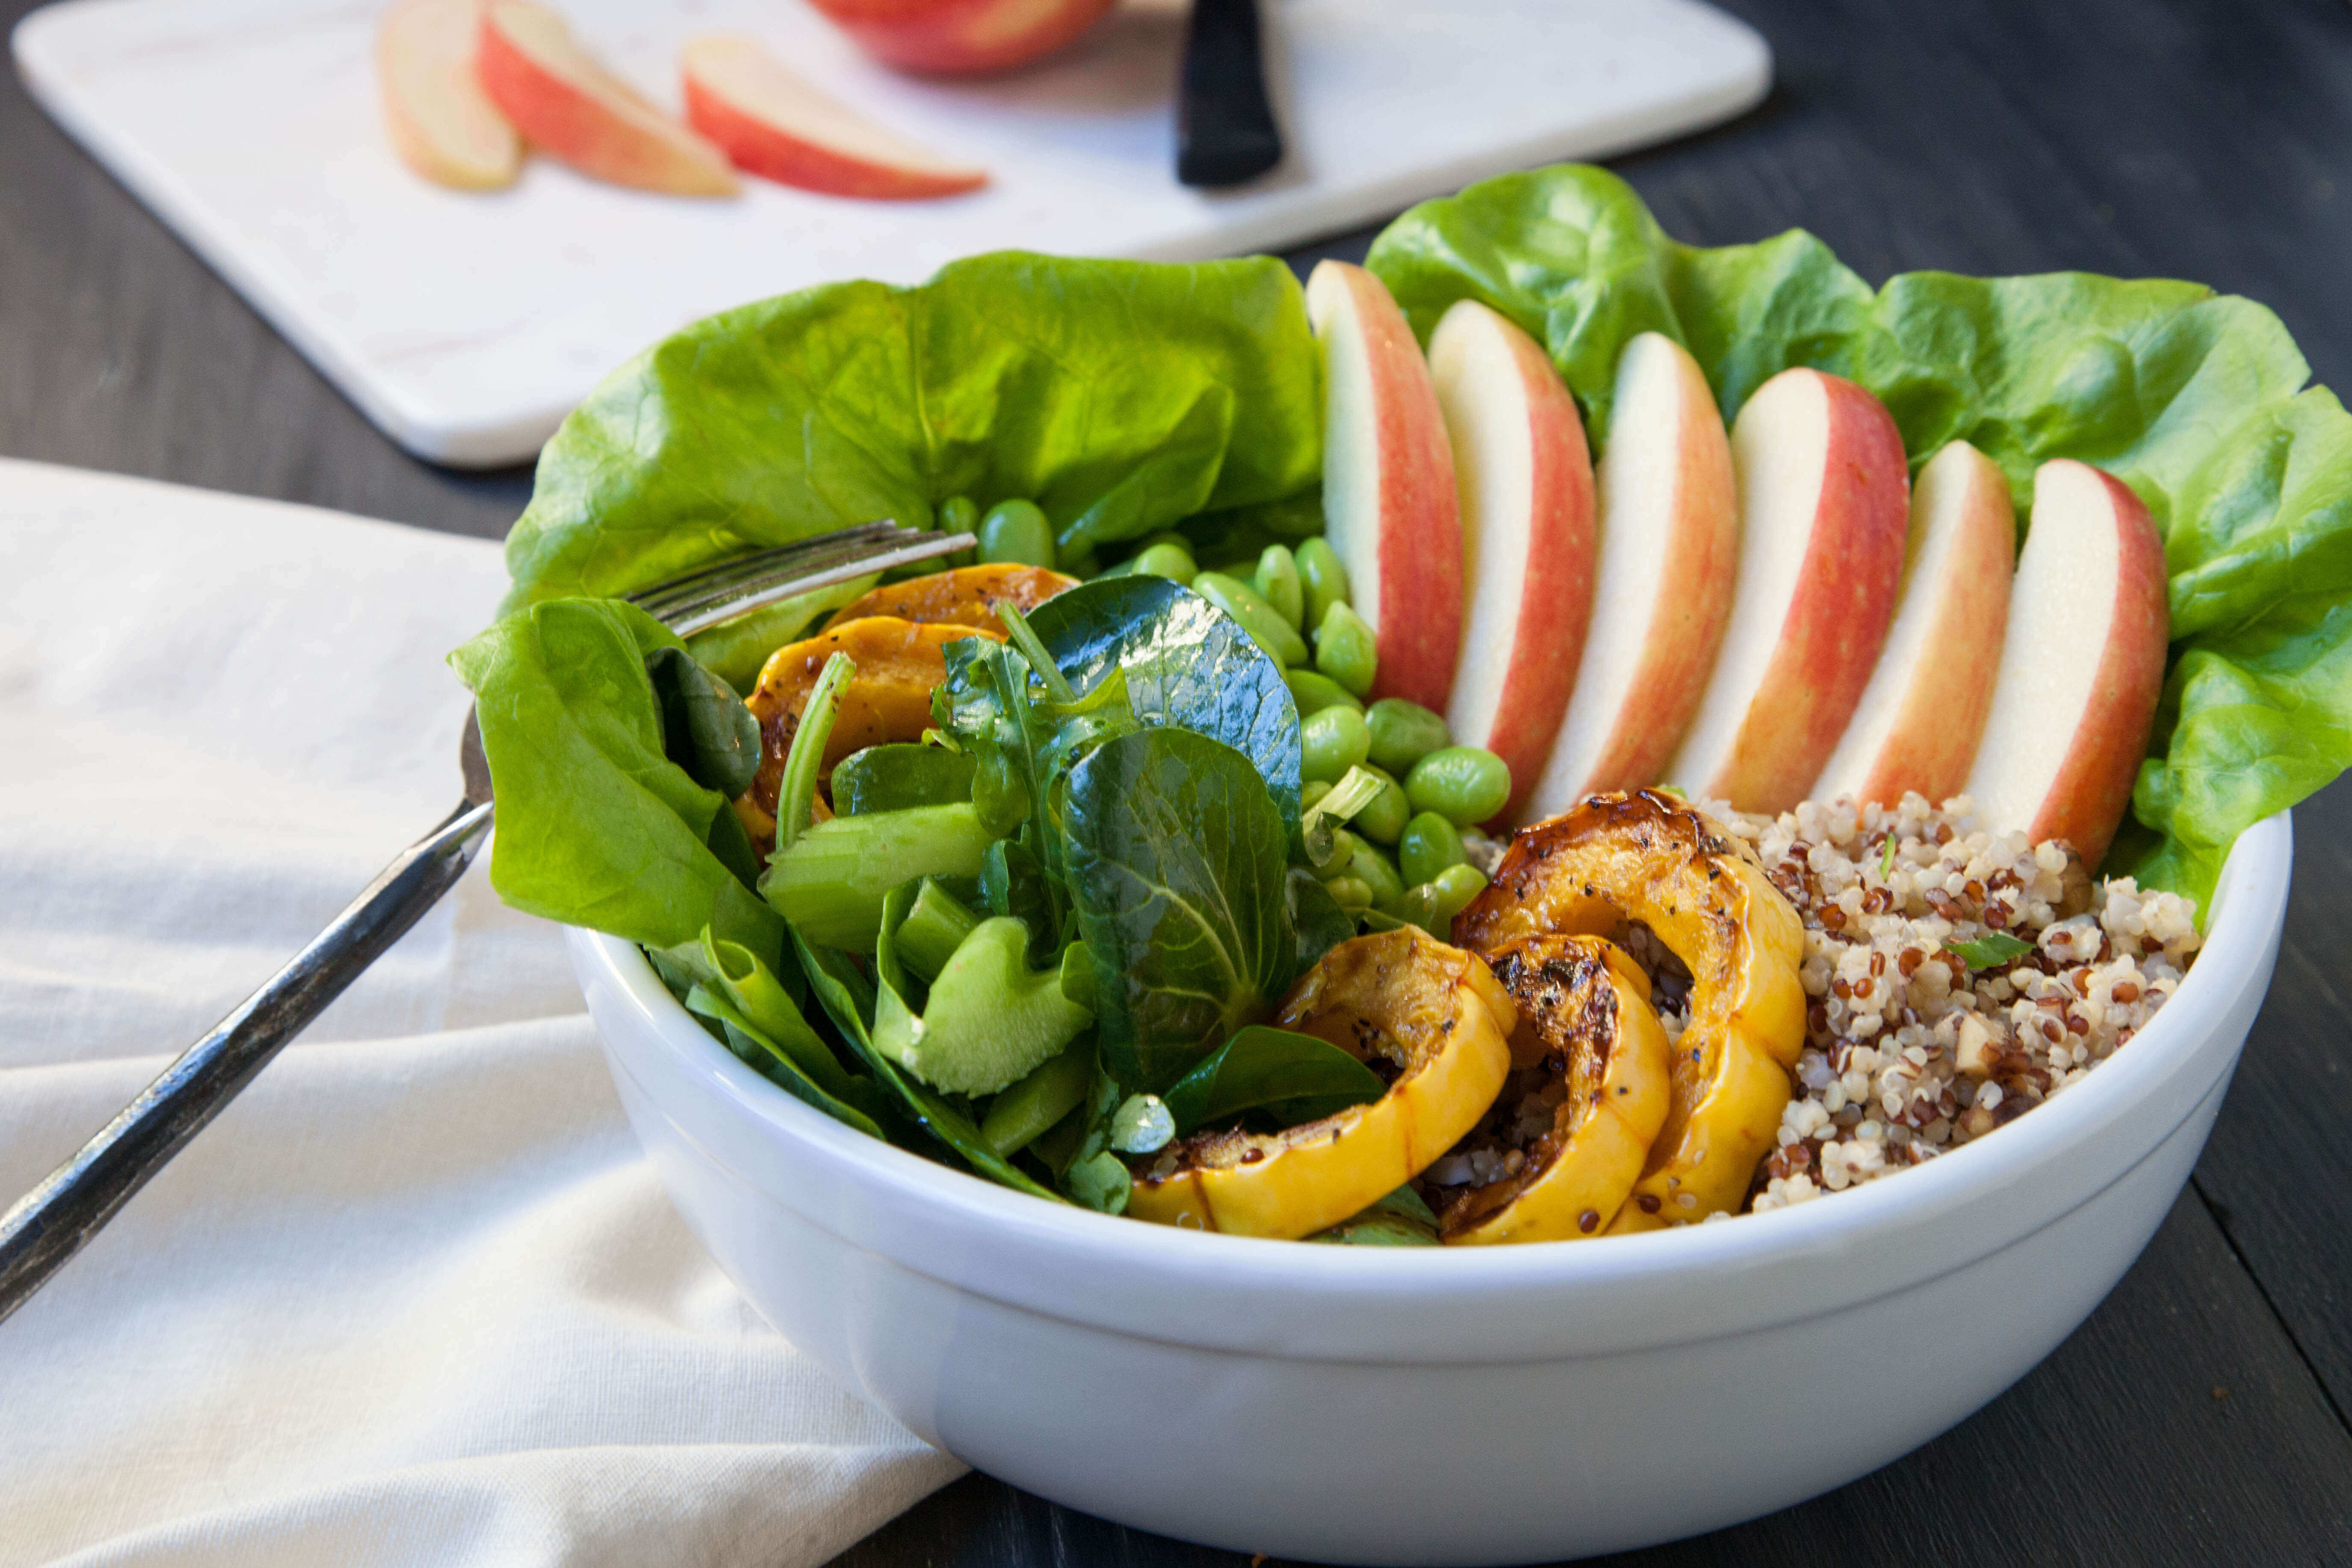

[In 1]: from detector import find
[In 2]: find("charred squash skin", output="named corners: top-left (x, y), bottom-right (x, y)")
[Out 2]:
top-left (821, 563), bottom-right (1077, 633)
top-left (1128, 928), bottom-right (1517, 1240)
top-left (1440, 936), bottom-right (1672, 1245)
top-left (743, 616), bottom-right (1000, 832)
top-left (1452, 790), bottom-right (1805, 1226)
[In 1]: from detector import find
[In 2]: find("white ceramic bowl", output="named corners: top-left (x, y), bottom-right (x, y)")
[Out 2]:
top-left (566, 814), bottom-right (2291, 1566)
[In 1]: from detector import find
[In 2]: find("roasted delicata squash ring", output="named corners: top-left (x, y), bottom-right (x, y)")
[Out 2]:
top-left (743, 616), bottom-right (1001, 827)
top-left (1439, 936), bottom-right (1673, 1245)
top-left (1128, 927), bottom-right (1517, 1240)
top-left (1452, 790), bottom-right (1805, 1226)
top-left (822, 562), bottom-right (1077, 633)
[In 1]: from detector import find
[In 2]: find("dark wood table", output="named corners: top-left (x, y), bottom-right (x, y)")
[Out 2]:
top-left (8, 0), bottom-right (2350, 1560)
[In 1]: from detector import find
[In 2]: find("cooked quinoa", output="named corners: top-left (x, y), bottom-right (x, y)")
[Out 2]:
top-left (1699, 793), bottom-right (2201, 1213)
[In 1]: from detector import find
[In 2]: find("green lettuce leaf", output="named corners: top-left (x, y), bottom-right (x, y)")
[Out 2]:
top-left (502, 252), bottom-right (1322, 613)
top-left (1368, 163), bottom-right (2352, 914)
top-left (448, 598), bottom-right (783, 961)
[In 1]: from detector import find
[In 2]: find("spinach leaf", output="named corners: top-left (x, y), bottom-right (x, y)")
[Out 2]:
top-left (448, 598), bottom-right (784, 963)
top-left (833, 743), bottom-right (977, 815)
top-left (1287, 870), bottom-right (1355, 975)
top-left (1061, 729), bottom-right (1298, 1091)
top-left (1160, 1025), bottom-right (1387, 1135)
top-left (643, 645), bottom-right (762, 798)
top-left (982, 837), bottom-right (1060, 963)
top-left (502, 254), bottom-right (1321, 613)
top-left (1306, 1186), bottom-right (1441, 1247)
top-left (789, 928), bottom-right (1062, 1202)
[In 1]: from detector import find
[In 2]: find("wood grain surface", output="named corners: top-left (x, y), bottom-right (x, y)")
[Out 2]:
top-left (4, 0), bottom-right (2349, 1561)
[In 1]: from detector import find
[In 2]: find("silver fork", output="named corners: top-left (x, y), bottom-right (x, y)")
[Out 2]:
top-left (0, 519), bottom-right (976, 1325)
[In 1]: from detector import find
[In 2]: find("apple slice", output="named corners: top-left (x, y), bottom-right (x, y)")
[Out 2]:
top-left (1525, 332), bottom-right (1737, 819)
top-left (379, 0), bottom-right (521, 190)
top-left (1306, 260), bottom-right (1462, 712)
top-left (1427, 299), bottom-right (1595, 822)
top-left (1812, 440), bottom-right (2017, 810)
top-left (1961, 459), bottom-right (2168, 865)
top-left (680, 35), bottom-right (988, 199)
top-left (1663, 367), bottom-right (1911, 813)
top-left (803, 0), bottom-right (1117, 77)
top-left (477, 0), bottom-right (739, 196)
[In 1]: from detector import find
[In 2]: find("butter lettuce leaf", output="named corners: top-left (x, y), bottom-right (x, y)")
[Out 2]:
top-left (1369, 163), bottom-right (2352, 913)
top-left (502, 252), bottom-right (1321, 612)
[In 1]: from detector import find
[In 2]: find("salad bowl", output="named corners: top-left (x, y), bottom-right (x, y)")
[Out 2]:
top-left (566, 810), bottom-right (2288, 1566)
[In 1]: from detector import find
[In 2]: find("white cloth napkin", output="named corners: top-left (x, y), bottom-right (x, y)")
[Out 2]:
top-left (0, 460), bottom-right (963, 1567)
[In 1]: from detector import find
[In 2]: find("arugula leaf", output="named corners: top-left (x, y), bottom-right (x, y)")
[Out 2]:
top-left (1944, 932), bottom-right (2035, 970)
top-left (448, 598), bottom-right (783, 962)
top-left (1160, 1024), bottom-right (1387, 1135)
top-left (1369, 162), bottom-right (2352, 913)
top-left (1060, 729), bottom-right (1298, 1091)
top-left (502, 254), bottom-right (1320, 612)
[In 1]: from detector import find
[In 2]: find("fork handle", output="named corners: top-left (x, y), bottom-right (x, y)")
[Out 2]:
top-left (0, 798), bottom-right (495, 1327)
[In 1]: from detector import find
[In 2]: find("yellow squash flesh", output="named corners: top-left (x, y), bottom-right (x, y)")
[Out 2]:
top-left (1439, 936), bottom-right (1672, 1245)
top-left (1128, 928), bottom-right (1517, 1239)
top-left (1453, 790), bottom-right (1805, 1226)
top-left (822, 562), bottom-right (1077, 633)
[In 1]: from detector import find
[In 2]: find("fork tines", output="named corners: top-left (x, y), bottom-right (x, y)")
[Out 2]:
top-left (627, 521), bottom-right (978, 636)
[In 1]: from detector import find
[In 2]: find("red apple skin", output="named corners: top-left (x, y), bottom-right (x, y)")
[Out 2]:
top-left (1306, 261), bottom-right (1463, 714)
top-left (680, 36), bottom-right (988, 199)
top-left (477, 1), bottom-right (738, 196)
top-left (1530, 332), bottom-right (1737, 817)
top-left (1428, 300), bottom-right (1595, 824)
top-left (1964, 460), bottom-right (2169, 867)
top-left (805, 0), bottom-right (1117, 77)
top-left (1811, 439), bottom-right (2015, 810)
top-left (1668, 367), bottom-right (1911, 814)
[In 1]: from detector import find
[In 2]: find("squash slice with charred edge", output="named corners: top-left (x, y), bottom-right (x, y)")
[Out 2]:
top-left (822, 563), bottom-right (1077, 632)
top-left (743, 616), bottom-right (1001, 834)
top-left (1439, 936), bottom-right (1672, 1244)
top-left (1452, 790), bottom-right (1804, 1226)
top-left (1128, 927), bottom-right (1516, 1239)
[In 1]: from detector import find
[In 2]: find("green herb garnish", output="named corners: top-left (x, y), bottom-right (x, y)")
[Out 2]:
top-left (1945, 932), bottom-right (2034, 970)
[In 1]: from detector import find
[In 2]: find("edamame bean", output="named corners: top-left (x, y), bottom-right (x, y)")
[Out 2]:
top-left (1346, 836), bottom-right (1406, 907)
top-left (1314, 601), bottom-right (1378, 697)
top-left (1316, 828), bottom-right (1371, 882)
top-left (1254, 545), bottom-right (1305, 631)
top-left (1405, 746), bottom-right (1512, 826)
top-left (938, 496), bottom-right (979, 564)
top-left (1352, 764), bottom-right (1408, 845)
top-left (1295, 537), bottom-right (1351, 629)
top-left (1300, 778), bottom-right (1334, 811)
top-left (1284, 669), bottom-right (1363, 718)
top-left (1193, 571), bottom-right (1310, 666)
top-left (1131, 541), bottom-right (1196, 581)
top-left (1324, 876), bottom-right (1374, 910)
top-left (1056, 542), bottom-right (1102, 578)
top-left (977, 500), bottom-right (1054, 568)
top-left (1300, 704), bottom-right (1371, 784)
top-left (1398, 811), bottom-right (1467, 888)
top-left (1364, 698), bottom-right (1450, 773)
top-left (1426, 863), bottom-right (1490, 924)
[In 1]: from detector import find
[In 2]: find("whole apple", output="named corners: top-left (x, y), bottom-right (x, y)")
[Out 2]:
top-left (804, 0), bottom-right (1117, 75)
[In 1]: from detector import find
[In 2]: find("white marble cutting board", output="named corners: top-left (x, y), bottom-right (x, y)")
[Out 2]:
top-left (12, 0), bottom-right (1769, 467)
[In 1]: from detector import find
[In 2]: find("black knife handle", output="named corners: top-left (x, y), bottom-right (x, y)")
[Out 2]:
top-left (1178, 0), bottom-right (1282, 187)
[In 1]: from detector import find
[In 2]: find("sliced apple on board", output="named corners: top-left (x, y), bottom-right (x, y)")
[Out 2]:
top-left (477, 0), bottom-right (739, 196)
top-left (1426, 299), bottom-right (1596, 822)
top-left (681, 35), bottom-right (988, 199)
top-left (803, 0), bottom-right (1118, 77)
top-left (379, 0), bottom-right (522, 190)
top-left (1663, 367), bottom-right (1911, 814)
top-left (1525, 332), bottom-right (1737, 819)
top-left (1307, 260), bottom-right (1462, 713)
top-left (1811, 439), bottom-right (2017, 810)
top-left (1962, 459), bottom-right (2168, 866)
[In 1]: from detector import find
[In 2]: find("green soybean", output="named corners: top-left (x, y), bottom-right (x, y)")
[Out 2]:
top-left (1296, 537), bottom-right (1352, 629)
top-left (1399, 812), bottom-right (1467, 888)
top-left (977, 500), bottom-right (1054, 568)
top-left (1364, 698), bottom-right (1450, 773)
top-left (938, 496), bottom-right (980, 565)
top-left (1131, 541), bottom-right (1197, 581)
top-left (1254, 545), bottom-right (1305, 632)
top-left (1300, 778), bottom-right (1333, 811)
top-left (1405, 746), bottom-right (1512, 826)
top-left (1346, 836), bottom-right (1406, 908)
top-left (1324, 876), bottom-right (1374, 910)
top-left (1426, 864), bottom-right (1490, 923)
top-left (1352, 764), bottom-right (1409, 845)
top-left (1193, 571), bottom-right (1310, 666)
top-left (1300, 704), bottom-right (1371, 784)
top-left (1284, 669), bottom-right (1363, 719)
top-left (1314, 601), bottom-right (1379, 697)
